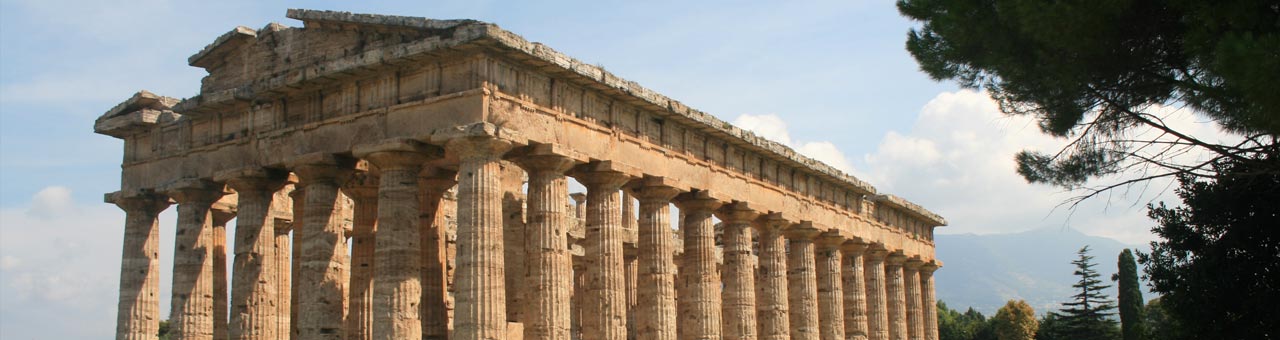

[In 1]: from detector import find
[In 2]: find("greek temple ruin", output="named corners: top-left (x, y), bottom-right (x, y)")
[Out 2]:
top-left (95, 9), bottom-right (946, 340)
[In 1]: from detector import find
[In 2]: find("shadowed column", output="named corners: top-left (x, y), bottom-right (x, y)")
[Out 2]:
top-left (920, 262), bottom-right (940, 340)
top-left (165, 179), bottom-right (227, 340)
top-left (447, 135), bottom-right (514, 340)
top-left (674, 190), bottom-right (724, 340)
top-left (419, 168), bottom-right (456, 340)
top-left (574, 161), bottom-right (634, 340)
top-left (716, 202), bottom-right (759, 340)
top-left (287, 154), bottom-right (354, 340)
top-left (815, 233), bottom-right (846, 340)
top-left (754, 214), bottom-right (791, 340)
top-left (841, 242), bottom-right (870, 340)
top-left (630, 177), bottom-right (682, 340)
top-left (219, 169), bottom-right (290, 340)
top-left (210, 200), bottom-right (236, 340)
top-left (785, 225), bottom-right (821, 340)
top-left (110, 191), bottom-right (170, 340)
top-left (904, 259), bottom-right (923, 340)
top-left (341, 169), bottom-right (378, 340)
top-left (513, 145), bottom-right (577, 340)
top-left (885, 254), bottom-right (908, 340)
top-left (864, 246), bottom-right (889, 340)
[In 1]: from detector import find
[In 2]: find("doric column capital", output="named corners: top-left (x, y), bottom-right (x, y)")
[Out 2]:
top-left (210, 196), bottom-right (238, 225)
top-left (886, 252), bottom-right (908, 266)
top-left (864, 244), bottom-right (890, 260)
top-left (904, 258), bottom-right (924, 271)
top-left (714, 202), bottom-right (759, 224)
top-left (418, 167), bottom-right (458, 191)
top-left (342, 168), bottom-right (380, 203)
top-left (354, 138), bottom-right (442, 171)
top-left (216, 167), bottom-right (291, 194)
top-left (162, 178), bottom-right (228, 205)
top-left (921, 261), bottom-right (940, 274)
top-left (754, 212), bottom-right (791, 234)
top-left (672, 190), bottom-right (722, 212)
top-left (570, 193), bottom-right (587, 205)
top-left (445, 136), bottom-right (516, 162)
top-left (840, 240), bottom-right (869, 255)
top-left (107, 190), bottom-right (171, 215)
top-left (286, 153), bottom-right (356, 185)
top-left (510, 143), bottom-right (580, 175)
top-left (572, 160), bottom-right (635, 191)
top-left (815, 232), bottom-right (846, 250)
top-left (627, 176), bottom-right (682, 203)
top-left (783, 222), bottom-right (822, 240)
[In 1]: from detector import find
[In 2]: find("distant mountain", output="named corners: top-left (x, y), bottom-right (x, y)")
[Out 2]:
top-left (932, 227), bottom-right (1149, 316)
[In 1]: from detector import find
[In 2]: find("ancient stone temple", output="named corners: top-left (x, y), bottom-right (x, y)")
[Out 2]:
top-left (96, 9), bottom-right (945, 340)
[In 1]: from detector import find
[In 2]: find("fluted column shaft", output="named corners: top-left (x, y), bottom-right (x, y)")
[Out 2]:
top-left (754, 217), bottom-right (790, 340)
top-left (786, 228), bottom-right (821, 340)
top-left (816, 236), bottom-right (846, 340)
top-left (632, 181), bottom-right (681, 340)
top-left (223, 172), bottom-right (289, 340)
top-left (211, 206), bottom-right (233, 340)
top-left (864, 249), bottom-right (889, 340)
top-left (675, 194), bottom-right (723, 340)
top-left (290, 158), bottom-right (353, 340)
top-left (358, 144), bottom-right (436, 340)
top-left (167, 182), bottom-right (225, 340)
top-left (273, 184), bottom-right (295, 340)
top-left (448, 137), bottom-right (513, 340)
top-left (841, 243), bottom-right (870, 340)
top-left (904, 261), bottom-right (923, 340)
top-left (418, 172), bottom-right (455, 340)
top-left (515, 153), bottom-right (576, 340)
top-left (885, 255), bottom-right (907, 340)
top-left (342, 172), bottom-right (378, 340)
top-left (577, 167), bottom-right (632, 340)
top-left (716, 204), bottom-right (758, 340)
top-left (920, 265), bottom-right (939, 340)
top-left (113, 192), bottom-right (170, 340)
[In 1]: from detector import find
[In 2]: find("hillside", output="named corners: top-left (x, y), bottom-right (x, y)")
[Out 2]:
top-left (932, 227), bottom-right (1150, 316)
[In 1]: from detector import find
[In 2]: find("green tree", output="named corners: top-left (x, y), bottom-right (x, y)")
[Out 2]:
top-left (158, 319), bottom-right (172, 340)
top-left (1142, 297), bottom-right (1185, 340)
top-left (938, 301), bottom-right (999, 340)
top-left (1113, 249), bottom-right (1145, 340)
top-left (1035, 312), bottom-right (1069, 340)
top-left (1139, 153), bottom-right (1280, 339)
top-left (993, 300), bottom-right (1038, 340)
top-left (1057, 246), bottom-right (1119, 340)
top-left (896, 0), bottom-right (1280, 199)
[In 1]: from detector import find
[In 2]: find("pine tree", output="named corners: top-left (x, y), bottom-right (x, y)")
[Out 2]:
top-left (1114, 249), bottom-right (1145, 340)
top-left (1058, 246), bottom-right (1119, 340)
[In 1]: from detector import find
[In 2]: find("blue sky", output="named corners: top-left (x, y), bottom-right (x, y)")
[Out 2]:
top-left (1, 1), bottom-right (1230, 338)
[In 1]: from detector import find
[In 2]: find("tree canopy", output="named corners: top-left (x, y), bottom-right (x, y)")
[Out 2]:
top-left (1113, 249), bottom-right (1145, 340)
top-left (993, 300), bottom-right (1038, 340)
top-left (897, 0), bottom-right (1279, 198)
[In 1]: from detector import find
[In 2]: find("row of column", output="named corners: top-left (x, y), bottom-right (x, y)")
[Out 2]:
top-left (111, 135), bottom-right (940, 340)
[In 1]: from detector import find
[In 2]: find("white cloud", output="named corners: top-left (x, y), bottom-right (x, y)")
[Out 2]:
top-left (734, 113), bottom-right (859, 175)
top-left (26, 186), bottom-right (74, 219)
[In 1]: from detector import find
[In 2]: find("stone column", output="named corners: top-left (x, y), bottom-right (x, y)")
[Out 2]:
top-left (754, 214), bottom-right (790, 340)
top-left (815, 234), bottom-right (846, 340)
top-left (356, 140), bottom-right (438, 340)
top-left (571, 193), bottom-right (586, 222)
top-left (341, 170), bottom-right (378, 340)
top-left (920, 263), bottom-right (939, 340)
top-left (785, 225), bottom-right (821, 340)
top-left (165, 179), bottom-right (226, 340)
top-left (210, 201), bottom-right (235, 340)
top-left (841, 242), bottom-right (870, 340)
top-left (288, 154), bottom-right (354, 340)
top-left (574, 162), bottom-right (633, 340)
top-left (220, 169), bottom-right (290, 340)
top-left (673, 191), bottom-right (724, 340)
top-left (885, 254), bottom-right (908, 340)
top-left (513, 147), bottom-right (576, 340)
top-left (715, 203), bottom-right (758, 340)
top-left (904, 260), bottom-right (923, 340)
top-left (500, 162), bottom-right (528, 326)
top-left (418, 169), bottom-right (456, 340)
top-left (288, 186), bottom-right (304, 339)
top-left (446, 136), bottom-right (514, 340)
top-left (622, 192), bottom-right (638, 340)
top-left (110, 191), bottom-right (170, 340)
top-left (272, 183), bottom-right (295, 340)
top-left (630, 177), bottom-right (681, 340)
top-left (864, 247), bottom-right (890, 340)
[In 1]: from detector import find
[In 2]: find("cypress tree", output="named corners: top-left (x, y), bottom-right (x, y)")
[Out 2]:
top-left (1115, 249), bottom-right (1145, 340)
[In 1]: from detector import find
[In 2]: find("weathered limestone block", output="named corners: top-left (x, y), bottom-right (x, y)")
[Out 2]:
top-left (110, 191), bottom-right (170, 340)
top-left (715, 203), bottom-right (759, 340)
top-left (630, 177), bottom-right (682, 340)
top-left (815, 234), bottom-right (846, 340)
top-left (674, 191), bottom-right (724, 340)
top-left (164, 179), bottom-right (227, 340)
top-left (512, 147), bottom-right (577, 340)
top-left (754, 214), bottom-right (791, 340)
top-left (785, 225), bottom-right (821, 340)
